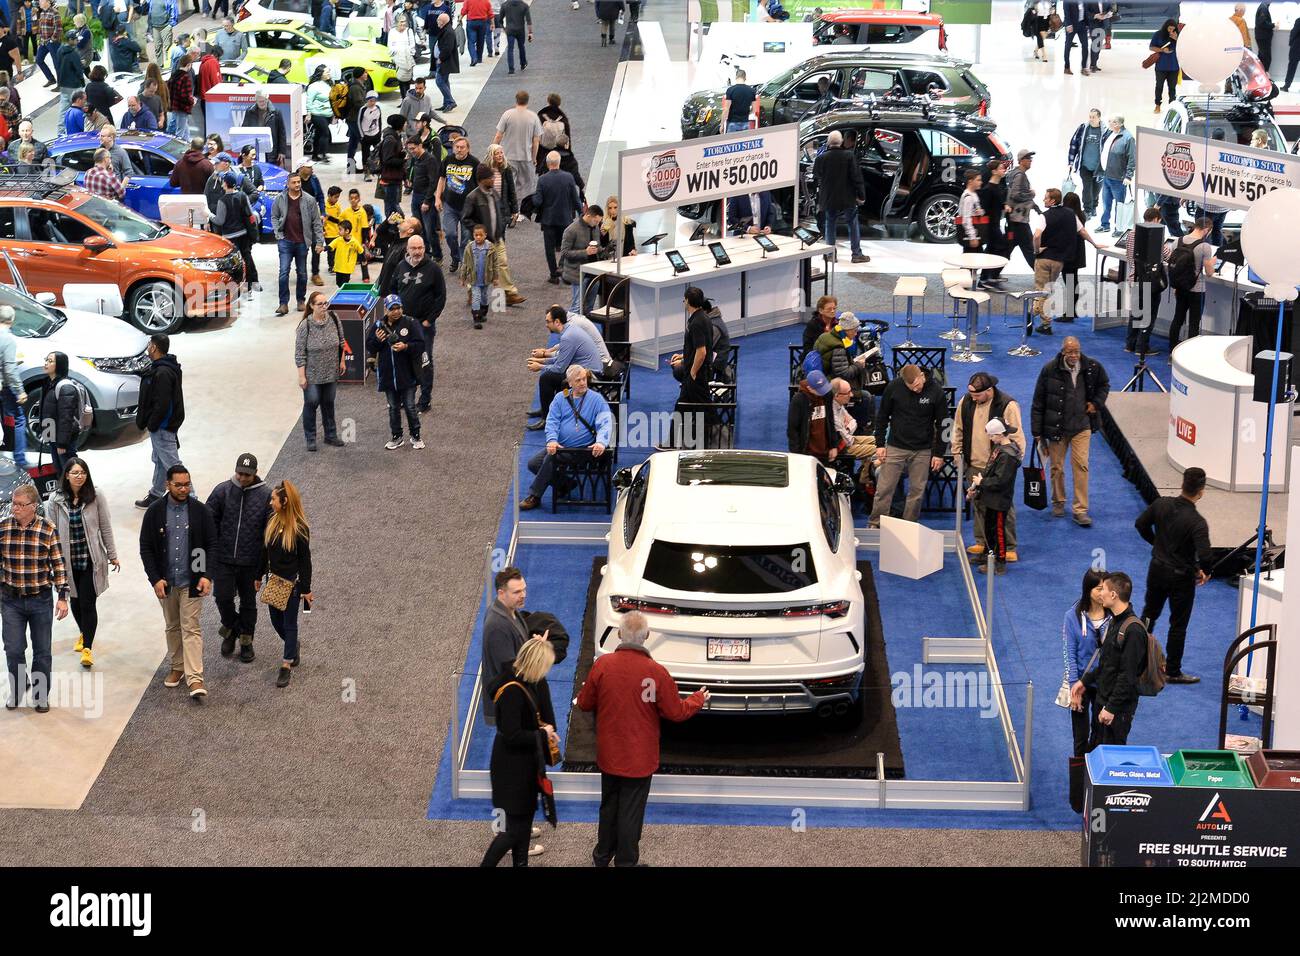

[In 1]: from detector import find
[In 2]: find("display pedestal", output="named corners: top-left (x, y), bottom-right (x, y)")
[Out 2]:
top-left (877, 516), bottom-right (943, 581)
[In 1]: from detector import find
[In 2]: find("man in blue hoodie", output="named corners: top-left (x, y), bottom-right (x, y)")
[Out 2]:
top-left (521, 364), bottom-right (613, 510)
top-left (134, 333), bottom-right (185, 509)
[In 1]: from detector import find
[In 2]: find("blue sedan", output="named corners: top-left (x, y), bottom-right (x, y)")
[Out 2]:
top-left (46, 131), bottom-right (288, 238)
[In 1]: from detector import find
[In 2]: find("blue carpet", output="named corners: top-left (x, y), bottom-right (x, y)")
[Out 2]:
top-left (429, 308), bottom-right (1256, 831)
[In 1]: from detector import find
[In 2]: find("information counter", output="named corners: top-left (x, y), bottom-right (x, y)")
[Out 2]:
top-left (1168, 335), bottom-right (1291, 492)
top-left (581, 234), bottom-right (834, 368)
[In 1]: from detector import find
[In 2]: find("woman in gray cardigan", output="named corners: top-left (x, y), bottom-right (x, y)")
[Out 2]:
top-left (295, 291), bottom-right (348, 452)
top-left (46, 456), bottom-right (120, 669)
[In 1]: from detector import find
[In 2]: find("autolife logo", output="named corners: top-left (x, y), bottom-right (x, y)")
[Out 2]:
top-left (1196, 792), bottom-right (1234, 833)
top-left (1104, 790), bottom-right (1153, 810)
top-left (1161, 141), bottom-right (1196, 191)
top-left (646, 150), bottom-right (682, 202)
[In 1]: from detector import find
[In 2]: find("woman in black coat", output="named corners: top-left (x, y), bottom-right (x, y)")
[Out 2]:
top-left (38, 351), bottom-right (81, 475)
top-left (83, 65), bottom-right (122, 126)
top-left (595, 0), bottom-right (622, 46)
top-left (482, 637), bottom-right (559, 867)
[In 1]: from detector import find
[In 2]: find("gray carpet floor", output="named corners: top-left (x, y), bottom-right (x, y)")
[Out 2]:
top-left (0, 1), bottom-right (1081, 866)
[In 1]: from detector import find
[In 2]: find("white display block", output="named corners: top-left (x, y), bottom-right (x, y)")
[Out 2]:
top-left (61, 284), bottom-right (124, 316)
top-left (203, 84), bottom-right (304, 171)
top-left (157, 195), bottom-right (210, 230)
top-left (877, 516), bottom-right (944, 581)
top-left (1276, 447), bottom-right (1300, 747)
top-left (227, 127), bottom-right (273, 163)
top-left (1234, 569), bottom-right (1284, 695)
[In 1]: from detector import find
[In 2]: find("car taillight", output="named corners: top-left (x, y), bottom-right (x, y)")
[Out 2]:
top-left (782, 601), bottom-right (850, 619)
top-left (979, 98), bottom-right (988, 117)
top-left (939, 25), bottom-right (947, 51)
top-left (236, 7), bottom-right (248, 19)
top-left (611, 596), bottom-right (677, 615)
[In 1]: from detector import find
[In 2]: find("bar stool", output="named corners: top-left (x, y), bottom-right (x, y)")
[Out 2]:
top-left (939, 269), bottom-right (970, 342)
top-left (892, 276), bottom-right (927, 347)
top-left (1006, 290), bottom-right (1050, 357)
top-left (948, 288), bottom-right (990, 363)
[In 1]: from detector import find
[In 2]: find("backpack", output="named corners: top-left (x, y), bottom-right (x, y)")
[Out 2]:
top-left (58, 378), bottom-right (94, 435)
top-left (1167, 238), bottom-right (1204, 292)
top-left (539, 118), bottom-right (566, 150)
top-left (329, 81), bottom-right (349, 119)
top-left (1123, 618), bottom-right (1167, 697)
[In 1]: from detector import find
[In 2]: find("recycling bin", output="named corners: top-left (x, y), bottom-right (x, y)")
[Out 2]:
top-left (1168, 750), bottom-right (1255, 789)
top-left (1247, 750), bottom-right (1300, 789)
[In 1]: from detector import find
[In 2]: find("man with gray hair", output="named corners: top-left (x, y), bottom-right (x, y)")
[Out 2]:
top-left (245, 90), bottom-right (288, 169)
top-left (213, 17), bottom-right (247, 61)
top-left (1098, 114), bottom-right (1135, 236)
top-left (1, 483), bottom-right (70, 712)
top-left (535, 150), bottom-right (582, 284)
top-left (576, 611), bottom-right (709, 866)
top-left (0, 307), bottom-right (29, 470)
top-left (520, 364), bottom-right (613, 510)
top-left (812, 128), bottom-right (869, 264)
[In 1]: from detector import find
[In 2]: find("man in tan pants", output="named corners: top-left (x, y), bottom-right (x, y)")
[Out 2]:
top-left (139, 464), bottom-right (217, 699)
top-left (1030, 337), bottom-right (1110, 527)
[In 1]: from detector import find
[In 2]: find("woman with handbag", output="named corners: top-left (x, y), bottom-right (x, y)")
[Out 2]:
top-left (481, 636), bottom-right (560, 867)
top-left (1027, 0), bottom-right (1055, 61)
top-left (296, 292), bottom-right (347, 451)
top-left (1062, 568), bottom-right (1111, 763)
top-left (46, 457), bottom-right (119, 670)
top-left (260, 480), bottom-right (312, 688)
top-left (1148, 19), bottom-right (1180, 113)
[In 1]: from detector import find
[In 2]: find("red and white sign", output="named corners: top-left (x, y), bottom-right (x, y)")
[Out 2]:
top-left (1174, 416), bottom-right (1197, 446)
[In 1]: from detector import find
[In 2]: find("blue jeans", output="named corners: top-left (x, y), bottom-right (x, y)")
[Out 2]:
top-left (434, 68), bottom-right (455, 108)
top-left (506, 31), bottom-right (527, 71)
top-left (528, 448), bottom-right (556, 497)
top-left (3, 592), bottom-right (53, 709)
top-left (1159, 195), bottom-right (1185, 237)
top-left (725, 120), bottom-right (750, 132)
top-left (149, 428), bottom-right (180, 498)
top-left (1100, 176), bottom-right (1126, 231)
top-left (58, 89), bottom-right (74, 133)
top-left (302, 381), bottom-right (338, 444)
top-left (467, 18), bottom-right (489, 64)
top-left (169, 111), bottom-right (191, 140)
top-left (569, 277), bottom-right (584, 313)
top-left (36, 41), bottom-right (58, 84)
top-left (277, 238), bottom-right (309, 307)
top-left (441, 204), bottom-right (468, 268)
top-left (2, 388), bottom-right (28, 469)
top-left (411, 192), bottom-right (443, 260)
top-left (1194, 206), bottom-right (1227, 247)
top-left (269, 587), bottom-right (301, 661)
top-left (384, 385), bottom-right (420, 439)
top-left (383, 182), bottom-right (402, 219)
top-left (821, 207), bottom-right (862, 256)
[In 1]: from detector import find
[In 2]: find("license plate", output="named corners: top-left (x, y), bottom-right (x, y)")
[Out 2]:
top-left (707, 637), bottom-right (751, 662)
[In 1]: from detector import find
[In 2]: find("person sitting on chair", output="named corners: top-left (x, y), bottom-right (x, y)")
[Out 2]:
top-left (726, 189), bottom-right (778, 236)
top-left (525, 306), bottom-right (604, 431)
top-left (520, 364), bottom-right (612, 511)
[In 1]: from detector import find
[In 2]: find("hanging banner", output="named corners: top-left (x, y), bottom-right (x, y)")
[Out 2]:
top-left (618, 124), bottom-right (801, 216)
top-left (1135, 127), bottom-right (1300, 211)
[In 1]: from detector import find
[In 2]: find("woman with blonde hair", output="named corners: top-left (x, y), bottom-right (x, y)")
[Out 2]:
top-left (260, 480), bottom-right (313, 688)
top-left (600, 194), bottom-right (637, 258)
top-left (142, 62), bottom-right (170, 118)
top-left (483, 143), bottom-right (519, 224)
top-left (481, 636), bottom-right (560, 867)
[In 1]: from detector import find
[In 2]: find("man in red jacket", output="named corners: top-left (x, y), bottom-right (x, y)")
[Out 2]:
top-left (169, 136), bottom-right (214, 196)
top-left (196, 44), bottom-right (222, 137)
top-left (576, 611), bottom-right (709, 867)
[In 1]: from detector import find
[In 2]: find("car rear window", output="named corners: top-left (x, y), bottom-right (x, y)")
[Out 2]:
top-left (643, 540), bottom-right (817, 593)
top-left (676, 451), bottom-right (789, 487)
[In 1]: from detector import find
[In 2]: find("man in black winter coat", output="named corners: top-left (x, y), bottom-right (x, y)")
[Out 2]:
top-left (812, 129), bottom-right (869, 264)
top-left (134, 334), bottom-right (185, 510)
top-left (868, 364), bottom-right (948, 527)
top-left (1256, 2), bottom-right (1274, 72)
top-left (368, 295), bottom-right (425, 449)
top-left (1030, 336), bottom-right (1109, 527)
top-left (1286, 16), bottom-right (1300, 91)
top-left (1083, 571), bottom-right (1148, 746)
top-left (390, 233), bottom-right (445, 412)
top-left (206, 453), bottom-right (272, 663)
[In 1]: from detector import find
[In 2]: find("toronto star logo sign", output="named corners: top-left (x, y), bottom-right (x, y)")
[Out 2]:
top-left (1161, 141), bottom-right (1196, 191)
top-left (646, 150), bottom-right (682, 202)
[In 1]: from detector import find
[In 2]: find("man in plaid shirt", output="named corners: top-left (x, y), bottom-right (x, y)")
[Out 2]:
top-left (34, 0), bottom-right (62, 87)
top-left (85, 148), bottom-right (127, 201)
top-left (1, 484), bottom-right (70, 713)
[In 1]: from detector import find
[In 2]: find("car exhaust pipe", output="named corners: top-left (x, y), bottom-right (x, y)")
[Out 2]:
top-left (816, 702), bottom-right (833, 718)
top-left (833, 702), bottom-right (850, 716)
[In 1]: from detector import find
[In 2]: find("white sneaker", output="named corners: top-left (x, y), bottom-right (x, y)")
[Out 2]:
top-left (528, 843), bottom-right (545, 857)
top-left (385, 437), bottom-right (405, 450)
top-left (531, 826), bottom-right (542, 838)
top-left (411, 438), bottom-right (426, 449)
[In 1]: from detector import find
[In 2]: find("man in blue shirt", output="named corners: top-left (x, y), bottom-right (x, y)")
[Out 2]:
top-left (521, 364), bottom-right (613, 510)
top-left (526, 305), bottom-right (603, 431)
top-left (62, 90), bottom-right (87, 136)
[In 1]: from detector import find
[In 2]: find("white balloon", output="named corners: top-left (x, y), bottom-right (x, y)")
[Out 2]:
top-left (1176, 19), bottom-right (1245, 86)
top-left (1242, 187), bottom-right (1300, 300)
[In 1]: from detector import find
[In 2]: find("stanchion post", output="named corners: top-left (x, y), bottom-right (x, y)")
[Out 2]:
top-left (1022, 681), bottom-right (1034, 810)
top-left (450, 669), bottom-right (461, 799)
top-left (985, 544), bottom-right (995, 648)
top-left (876, 751), bottom-right (886, 809)
top-left (512, 441), bottom-right (521, 534)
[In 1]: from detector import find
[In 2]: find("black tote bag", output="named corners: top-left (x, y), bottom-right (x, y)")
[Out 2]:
top-left (1022, 442), bottom-right (1048, 511)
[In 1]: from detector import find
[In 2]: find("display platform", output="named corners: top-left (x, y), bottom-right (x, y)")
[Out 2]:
top-left (561, 558), bottom-right (906, 780)
top-left (1102, 392), bottom-right (1293, 549)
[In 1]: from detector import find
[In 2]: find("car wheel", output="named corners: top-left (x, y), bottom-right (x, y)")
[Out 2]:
top-left (917, 193), bottom-right (959, 244)
top-left (127, 281), bottom-right (184, 334)
top-left (22, 383), bottom-right (93, 455)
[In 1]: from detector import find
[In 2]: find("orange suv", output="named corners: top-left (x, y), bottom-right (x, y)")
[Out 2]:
top-left (0, 178), bottom-right (243, 334)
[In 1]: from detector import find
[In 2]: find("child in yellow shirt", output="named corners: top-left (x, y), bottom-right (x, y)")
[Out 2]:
top-left (339, 188), bottom-right (372, 282)
top-left (323, 185), bottom-right (343, 272)
top-left (330, 220), bottom-right (364, 287)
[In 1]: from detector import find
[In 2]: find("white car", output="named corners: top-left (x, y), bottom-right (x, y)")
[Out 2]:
top-left (596, 450), bottom-right (865, 717)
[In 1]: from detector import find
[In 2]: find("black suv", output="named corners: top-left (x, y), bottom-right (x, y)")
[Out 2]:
top-left (680, 51), bottom-right (989, 140)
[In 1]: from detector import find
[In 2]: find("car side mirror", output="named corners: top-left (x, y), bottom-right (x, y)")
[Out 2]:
top-left (613, 468), bottom-right (633, 491)
top-left (83, 235), bottom-right (112, 252)
top-left (35, 292), bottom-right (57, 305)
top-left (834, 471), bottom-right (855, 496)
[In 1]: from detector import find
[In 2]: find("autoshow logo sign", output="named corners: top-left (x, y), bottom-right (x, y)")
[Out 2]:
top-left (646, 150), bottom-right (682, 202)
top-left (1161, 142), bottom-right (1196, 191)
top-left (1105, 790), bottom-right (1153, 810)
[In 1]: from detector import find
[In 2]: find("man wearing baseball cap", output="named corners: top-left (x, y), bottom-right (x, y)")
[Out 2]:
top-left (359, 90), bottom-right (383, 182)
top-left (965, 417), bottom-right (1022, 574)
top-left (953, 372), bottom-right (1026, 562)
top-left (366, 294), bottom-right (426, 450)
top-left (206, 454), bottom-right (272, 662)
top-left (204, 152), bottom-right (235, 217)
top-left (1004, 149), bottom-right (1038, 269)
top-left (787, 369), bottom-right (844, 465)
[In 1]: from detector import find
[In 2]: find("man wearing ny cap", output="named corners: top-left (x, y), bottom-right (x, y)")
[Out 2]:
top-left (1003, 149), bottom-right (1038, 268)
top-left (953, 371), bottom-right (1026, 562)
top-left (206, 454), bottom-right (272, 663)
top-left (965, 417), bottom-right (1022, 575)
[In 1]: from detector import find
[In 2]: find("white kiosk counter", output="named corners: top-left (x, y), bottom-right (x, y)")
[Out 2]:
top-left (1168, 335), bottom-right (1292, 492)
top-left (581, 233), bottom-right (833, 368)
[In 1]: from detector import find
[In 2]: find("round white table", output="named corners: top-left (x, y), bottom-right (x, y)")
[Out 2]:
top-left (944, 252), bottom-right (1009, 287)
